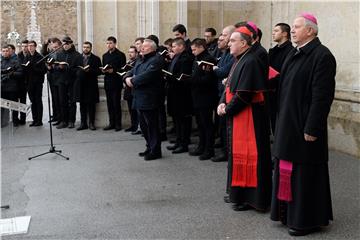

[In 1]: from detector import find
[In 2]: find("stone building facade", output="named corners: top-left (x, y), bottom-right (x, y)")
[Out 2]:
top-left (1, 1), bottom-right (359, 158)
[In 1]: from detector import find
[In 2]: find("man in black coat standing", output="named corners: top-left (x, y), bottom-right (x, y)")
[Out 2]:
top-left (165, 37), bottom-right (193, 154)
top-left (268, 23), bottom-right (294, 134)
top-left (125, 39), bottom-right (164, 161)
top-left (16, 40), bottom-right (29, 125)
top-left (188, 38), bottom-right (218, 160)
top-left (25, 40), bottom-right (47, 126)
top-left (55, 36), bottom-right (81, 129)
top-left (271, 13), bottom-right (336, 236)
top-left (75, 41), bottom-right (102, 131)
top-left (1, 46), bottom-right (22, 127)
top-left (123, 46), bottom-right (138, 133)
top-left (102, 36), bottom-right (126, 131)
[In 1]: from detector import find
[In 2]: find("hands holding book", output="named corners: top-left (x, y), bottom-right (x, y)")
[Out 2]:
top-left (78, 65), bottom-right (90, 72)
top-left (162, 69), bottom-right (191, 81)
top-left (197, 60), bottom-right (214, 72)
top-left (100, 64), bottom-right (113, 73)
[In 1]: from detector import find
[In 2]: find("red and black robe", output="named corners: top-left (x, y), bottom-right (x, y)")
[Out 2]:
top-left (220, 49), bottom-right (272, 211)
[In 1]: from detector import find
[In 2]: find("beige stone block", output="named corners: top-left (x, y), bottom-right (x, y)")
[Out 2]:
top-left (117, 1), bottom-right (137, 52)
top-left (328, 100), bottom-right (360, 157)
top-left (93, 1), bottom-right (118, 56)
top-left (336, 62), bottom-right (360, 91)
top-left (159, 1), bottom-right (177, 43)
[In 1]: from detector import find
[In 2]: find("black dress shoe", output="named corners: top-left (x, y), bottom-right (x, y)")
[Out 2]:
top-left (288, 227), bottom-right (321, 236)
top-left (139, 149), bottom-right (150, 157)
top-left (34, 122), bottom-right (43, 126)
top-left (131, 130), bottom-right (142, 135)
top-left (29, 121), bottom-right (36, 127)
top-left (144, 152), bottom-right (162, 161)
top-left (189, 148), bottom-right (204, 156)
top-left (13, 122), bottom-right (19, 127)
top-left (232, 203), bottom-right (252, 211)
top-left (172, 146), bottom-right (188, 154)
top-left (103, 125), bottom-right (115, 130)
top-left (115, 126), bottom-right (122, 132)
top-left (77, 124), bottom-right (88, 131)
top-left (52, 120), bottom-right (61, 126)
top-left (68, 122), bottom-right (75, 129)
top-left (125, 127), bottom-right (136, 132)
top-left (56, 122), bottom-right (68, 129)
top-left (223, 195), bottom-right (231, 203)
top-left (199, 152), bottom-right (214, 160)
top-left (166, 144), bottom-right (179, 151)
top-left (211, 154), bottom-right (227, 162)
top-left (19, 120), bottom-right (26, 125)
top-left (89, 123), bottom-right (96, 130)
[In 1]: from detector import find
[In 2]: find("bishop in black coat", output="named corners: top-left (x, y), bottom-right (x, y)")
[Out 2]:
top-left (271, 25), bottom-right (336, 233)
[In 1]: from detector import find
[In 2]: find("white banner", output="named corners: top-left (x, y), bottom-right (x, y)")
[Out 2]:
top-left (0, 98), bottom-right (31, 113)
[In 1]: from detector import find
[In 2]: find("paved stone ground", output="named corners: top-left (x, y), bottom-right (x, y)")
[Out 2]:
top-left (1, 122), bottom-right (359, 240)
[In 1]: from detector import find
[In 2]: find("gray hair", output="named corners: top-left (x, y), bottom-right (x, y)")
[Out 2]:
top-left (223, 25), bottom-right (236, 36)
top-left (304, 18), bottom-right (318, 36)
top-left (144, 39), bottom-right (157, 51)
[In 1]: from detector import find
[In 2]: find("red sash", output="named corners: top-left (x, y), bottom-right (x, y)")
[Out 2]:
top-left (226, 87), bottom-right (264, 187)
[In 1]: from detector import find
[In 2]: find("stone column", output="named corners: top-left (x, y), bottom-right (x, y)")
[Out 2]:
top-left (85, 0), bottom-right (94, 43)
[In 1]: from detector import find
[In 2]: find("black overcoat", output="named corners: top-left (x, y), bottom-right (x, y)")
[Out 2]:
top-left (128, 51), bottom-right (164, 110)
top-left (166, 50), bottom-right (193, 116)
top-left (273, 37), bottom-right (336, 164)
top-left (190, 50), bottom-right (218, 109)
top-left (74, 53), bottom-right (102, 103)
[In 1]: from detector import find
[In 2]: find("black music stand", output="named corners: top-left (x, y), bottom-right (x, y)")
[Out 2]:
top-left (28, 77), bottom-right (69, 160)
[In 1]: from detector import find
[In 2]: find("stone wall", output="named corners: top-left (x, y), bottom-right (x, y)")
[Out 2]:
top-left (1, 0), bottom-right (358, 157)
top-left (1, 0), bottom-right (77, 50)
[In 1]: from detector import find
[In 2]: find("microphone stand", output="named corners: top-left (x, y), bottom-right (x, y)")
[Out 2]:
top-left (29, 44), bottom-right (69, 160)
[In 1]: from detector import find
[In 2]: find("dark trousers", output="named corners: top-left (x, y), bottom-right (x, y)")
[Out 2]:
top-left (1, 91), bottom-right (18, 124)
top-left (138, 109), bottom-right (161, 154)
top-left (16, 86), bottom-right (27, 122)
top-left (58, 83), bottom-right (76, 123)
top-left (158, 94), bottom-right (167, 135)
top-left (105, 88), bottom-right (122, 128)
top-left (126, 97), bottom-right (138, 129)
top-left (219, 115), bottom-right (227, 156)
top-left (174, 115), bottom-right (192, 147)
top-left (195, 107), bottom-right (215, 154)
top-left (269, 91), bottom-right (277, 135)
top-left (80, 102), bottom-right (96, 125)
top-left (28, 82), bottom-right (43, 123)
top-left (49, 81), bottom-right (60, 121)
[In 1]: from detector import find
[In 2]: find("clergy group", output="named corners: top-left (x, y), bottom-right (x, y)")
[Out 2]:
top-left (1, 12), bottom-right (336, 237)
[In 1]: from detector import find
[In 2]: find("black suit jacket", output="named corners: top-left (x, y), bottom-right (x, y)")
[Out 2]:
top-left (166, 51), bottom-right (193, 116)
top-left (190, 50), bottom-right (218, 109)
top-left (74, 53), bottom-right (102, 103)
top-left (102, 48), bottom-right (126, 91)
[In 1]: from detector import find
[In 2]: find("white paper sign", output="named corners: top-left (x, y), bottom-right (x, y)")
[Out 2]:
top-left (0, 216), bottom-right (31, 236)
top-left (0, 98), bottom-right (31, 113)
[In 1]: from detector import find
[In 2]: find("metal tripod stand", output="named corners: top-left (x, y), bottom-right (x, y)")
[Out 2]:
top-left (28, 78), bottom-right (69, 160)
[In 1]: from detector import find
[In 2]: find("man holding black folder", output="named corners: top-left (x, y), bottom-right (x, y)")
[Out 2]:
top-left (75, 41), bottom-right (102, 131)
top-left (102, 36), bottom-right (126, 131)
top-left (165, 38), bottom-right (193, 154)
top-left (25, 40), bottom-right (47, 126)
top-left (189, 38), bottom-right (218, 160)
